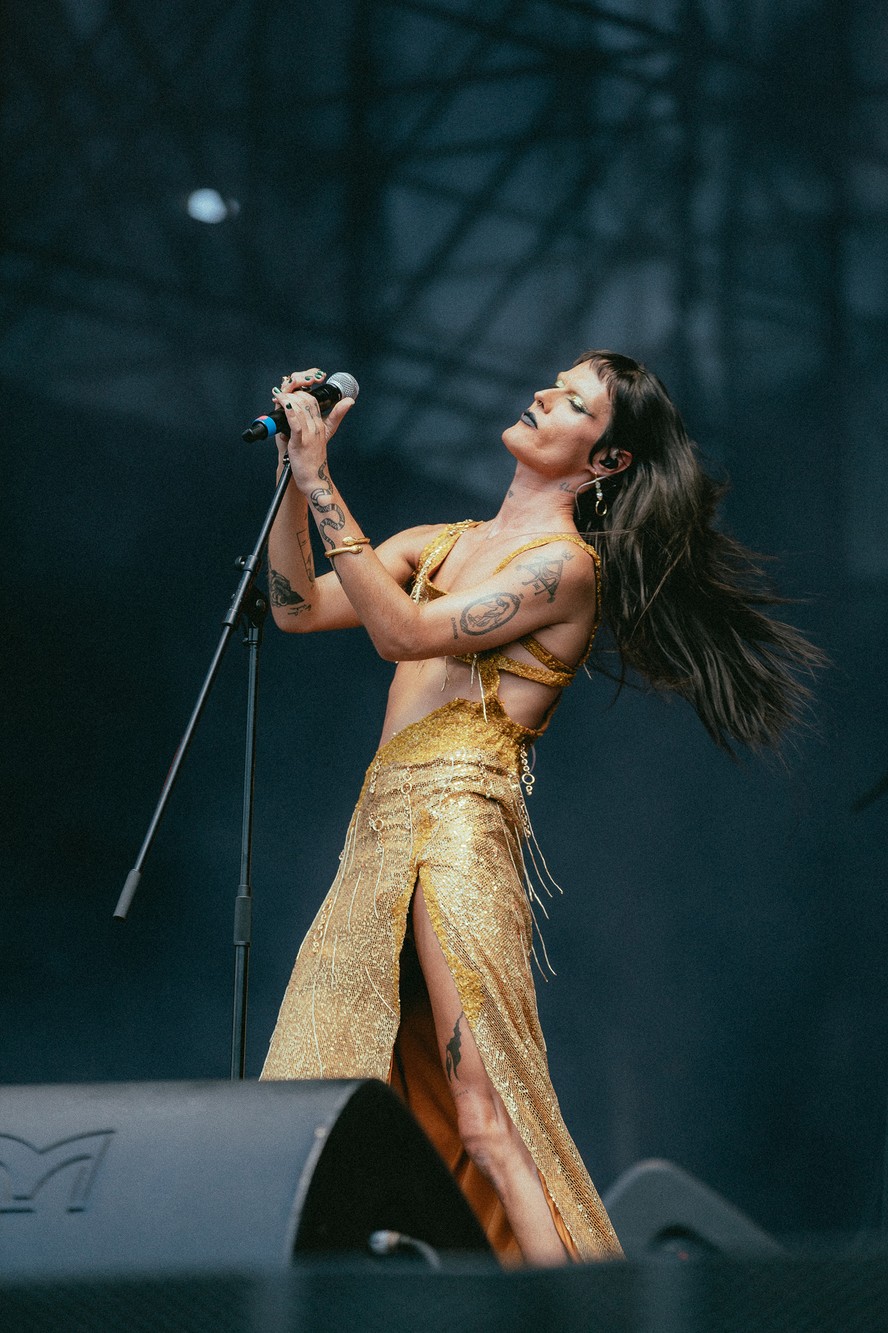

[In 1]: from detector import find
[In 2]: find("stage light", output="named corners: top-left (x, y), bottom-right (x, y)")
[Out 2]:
top-left (186, 189), bottom-right (239, 223)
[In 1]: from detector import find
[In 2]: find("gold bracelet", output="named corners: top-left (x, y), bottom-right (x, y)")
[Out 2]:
top-left (325, 536), bottom-right (371, 559)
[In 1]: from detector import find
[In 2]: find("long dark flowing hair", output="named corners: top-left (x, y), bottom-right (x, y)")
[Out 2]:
top-left (573, 350), bottom-right (823, 752)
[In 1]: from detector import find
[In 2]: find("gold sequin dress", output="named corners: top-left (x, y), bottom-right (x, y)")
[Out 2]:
top-left (261, 522), bottom-right (623, 1262)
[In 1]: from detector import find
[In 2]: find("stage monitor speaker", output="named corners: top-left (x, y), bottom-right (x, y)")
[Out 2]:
top-left (5, 1255), bottom-right (888, 1333)
top-left (603, 1158), bottom-right (783, 1260)
top-left (0, 1078), bottom-right (490, 1280)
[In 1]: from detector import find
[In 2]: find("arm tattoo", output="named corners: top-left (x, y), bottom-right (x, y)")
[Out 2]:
top-left (296, 526), bottom-right (316, 586)
top-left (445, 1014), bottom-right (464, 1082)
top-left (459, 591), bottom-right (521, 636)
top-left (308, 483), bottom-right (346, 549)
top-left (450, 616), bottom-right (459, 640)
top-left (517, 551), bottom-right (573, 604)
top-left (268, 567), bottom-right (311, 616)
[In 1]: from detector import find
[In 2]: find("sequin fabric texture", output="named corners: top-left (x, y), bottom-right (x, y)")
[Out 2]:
top-left (261, 522), bottom-right (622, 1261)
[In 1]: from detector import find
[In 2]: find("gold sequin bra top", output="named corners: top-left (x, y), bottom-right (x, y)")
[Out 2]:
top-left (410, 520), bottom-right (602, 735)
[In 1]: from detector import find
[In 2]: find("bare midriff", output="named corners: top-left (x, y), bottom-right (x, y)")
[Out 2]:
top-left (375, 520), bottom-right (600, 750)
top-left (378, 645), bottom-right (561, 749)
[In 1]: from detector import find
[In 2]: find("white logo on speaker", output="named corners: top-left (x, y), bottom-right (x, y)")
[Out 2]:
top-left (0, 1131), bottom-right (114, 1213)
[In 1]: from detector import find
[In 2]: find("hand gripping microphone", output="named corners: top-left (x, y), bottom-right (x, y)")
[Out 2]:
top-left (242, 371), bottom-right (359, 442)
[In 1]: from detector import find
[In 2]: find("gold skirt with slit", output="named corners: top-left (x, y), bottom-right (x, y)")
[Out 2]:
top-left (260, 696), bottom-right (622, 1262)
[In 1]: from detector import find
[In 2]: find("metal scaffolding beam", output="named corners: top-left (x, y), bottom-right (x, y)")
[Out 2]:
top-left (0, 0), bottom-right (883, 510)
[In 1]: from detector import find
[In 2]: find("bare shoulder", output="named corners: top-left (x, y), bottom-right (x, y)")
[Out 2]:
top-left (509, 537), bottom-right (599, 589)
top-left (378, 521), bottom-right (458, 561)
top-left (396, 520), bottom-right (456, 543)
top-left (374, 522), bottom-right (458, 585)
top-left (493, 539), bottom-right (597, 631)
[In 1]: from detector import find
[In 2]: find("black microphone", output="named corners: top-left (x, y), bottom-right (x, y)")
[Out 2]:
top-left (242, 371), bottom-right (359, 442)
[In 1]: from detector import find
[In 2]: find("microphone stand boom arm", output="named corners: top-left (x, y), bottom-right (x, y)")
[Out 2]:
top-left (114, 459), bottom-right (296, 1080)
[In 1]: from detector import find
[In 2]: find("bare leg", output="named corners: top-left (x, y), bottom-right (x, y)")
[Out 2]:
top-left (412, 885), bottom-right (569, 1266)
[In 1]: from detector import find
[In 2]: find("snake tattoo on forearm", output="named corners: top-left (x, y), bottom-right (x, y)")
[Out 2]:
top-left (308, 462), bottom-right (346, 550)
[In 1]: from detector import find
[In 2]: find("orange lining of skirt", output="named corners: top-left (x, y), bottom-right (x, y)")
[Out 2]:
top-left (388, 911), bottom-right (578, 1266)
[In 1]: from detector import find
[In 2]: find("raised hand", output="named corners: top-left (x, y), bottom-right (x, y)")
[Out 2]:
top-left (273, 368), bottom-right (355, 489)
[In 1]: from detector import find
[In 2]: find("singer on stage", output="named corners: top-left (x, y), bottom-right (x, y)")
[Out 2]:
top-left (259, 356), bottom-right (819, 1265)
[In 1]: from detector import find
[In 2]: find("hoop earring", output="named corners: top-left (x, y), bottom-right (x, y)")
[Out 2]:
top-left (573, 476), bottom-right (609, 519)
top-left (573, 477), bottom-right (594, 523)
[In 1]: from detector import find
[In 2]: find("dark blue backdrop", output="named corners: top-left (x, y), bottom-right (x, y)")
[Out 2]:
top-left (2, 0), bottom-right (887, 1247)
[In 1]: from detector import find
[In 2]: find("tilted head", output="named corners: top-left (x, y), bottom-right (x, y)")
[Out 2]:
top-left (571, 349), bottom-right (701, 535)
top-left (574, 350), bottom-right (689, 465)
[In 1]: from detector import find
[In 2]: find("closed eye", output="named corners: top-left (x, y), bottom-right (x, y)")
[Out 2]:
top-left (555, 379), bottom-right (588, 414)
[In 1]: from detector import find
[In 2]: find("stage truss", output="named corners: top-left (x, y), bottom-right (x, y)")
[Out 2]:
top-left (2, 0), bottom-right (885, 549)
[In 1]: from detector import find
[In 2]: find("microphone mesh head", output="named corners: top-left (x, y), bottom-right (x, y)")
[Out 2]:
top-left (327, 371), bottom-right (359, 402)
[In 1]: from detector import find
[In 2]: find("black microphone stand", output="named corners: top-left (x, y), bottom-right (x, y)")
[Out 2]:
top-left (114, 459), bottom-right (295, 1080)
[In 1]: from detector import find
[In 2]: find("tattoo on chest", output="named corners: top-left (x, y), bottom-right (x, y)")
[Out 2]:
top-left (517, 551), bottom-right (573, 603)
top-left (459, 592), bottom-right (521, 635)
top-left (268, 568), bottom-right (310, 616)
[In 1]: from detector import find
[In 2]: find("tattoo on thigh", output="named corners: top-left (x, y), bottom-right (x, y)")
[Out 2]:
top-left (445, 1014), bottom-right (464, 1082)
